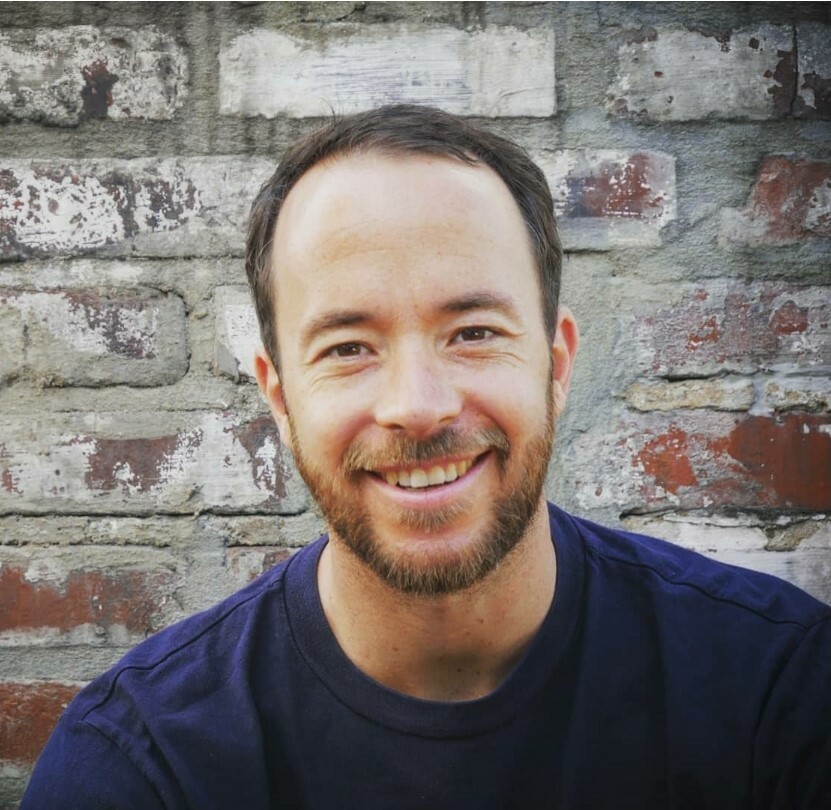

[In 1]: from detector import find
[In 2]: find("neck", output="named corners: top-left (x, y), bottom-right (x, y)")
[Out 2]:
top-left (317, 500), bottom-right (556, 701)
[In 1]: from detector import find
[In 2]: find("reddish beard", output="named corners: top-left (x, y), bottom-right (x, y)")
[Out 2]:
top-left (286, 384), bottom-right (555, 597)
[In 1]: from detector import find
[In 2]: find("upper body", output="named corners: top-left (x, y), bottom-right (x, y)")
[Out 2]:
top-left (23, 105), bottom-right (831, 807)
top-left (23, 504), bottom-right (831, 809)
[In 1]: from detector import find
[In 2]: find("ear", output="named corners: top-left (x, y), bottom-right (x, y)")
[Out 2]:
top-left (550, 306), bottom-right (579, 416)
top-left (253, 347), bottom-right (294, 453)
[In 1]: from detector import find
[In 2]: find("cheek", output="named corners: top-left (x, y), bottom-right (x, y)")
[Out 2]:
top-left (467, 367), bottom-right (549, 418)
top-left (294, 396), bottom-right (371, 461)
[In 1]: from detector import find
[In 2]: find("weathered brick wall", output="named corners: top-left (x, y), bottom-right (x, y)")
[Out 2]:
top-left (0, 3), bottom-right (829, 804)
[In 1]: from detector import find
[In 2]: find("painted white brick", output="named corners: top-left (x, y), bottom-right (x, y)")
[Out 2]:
top-left (608, 25), bottom-right (793, 121)
top-left (0, 288), bottom-right (187, 386)
top-left (0, 157), bottom-right (273, 259)
top-left (0, 25), bottom-right (187, 125)
top-left (219, 24), bottom-right (555, 118)
top-left (214, 287), bottom-right (260, 381)
top-left (0, 412), bottom-right (309, 516)
top-left (621, 280), bottom-right (831, 378)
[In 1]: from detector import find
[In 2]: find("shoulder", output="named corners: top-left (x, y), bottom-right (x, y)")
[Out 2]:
top-left (23, 540), bottom-right (325, 807)
top-left (66, 539), bottom-right (321, 729)
top-left (549, 503), bottom-right (831, 632)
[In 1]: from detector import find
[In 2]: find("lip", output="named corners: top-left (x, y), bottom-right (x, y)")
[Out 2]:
top-left (364, 451), bottom-right (490, 509)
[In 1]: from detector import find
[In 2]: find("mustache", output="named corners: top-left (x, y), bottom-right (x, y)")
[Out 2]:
top-left (342, 427), bottom-right (510, 473)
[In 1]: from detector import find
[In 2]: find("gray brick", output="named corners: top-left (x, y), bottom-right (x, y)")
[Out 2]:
top-left (626, 378), bottom-right (755, 412)
top-left (796, 23), bottom-right (831, 118)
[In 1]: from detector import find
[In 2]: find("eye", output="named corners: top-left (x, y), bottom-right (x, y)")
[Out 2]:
top-left (454, 327), bottom-right (494, 343)
top-left (328, 342), bottom-right (366, 358)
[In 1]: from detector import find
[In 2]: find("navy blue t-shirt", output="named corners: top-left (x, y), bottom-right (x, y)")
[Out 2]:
top-left (22, 504), bottom-right (831, 808)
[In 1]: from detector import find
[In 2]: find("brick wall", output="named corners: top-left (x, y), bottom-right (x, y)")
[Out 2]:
top-left (0, 3), bottom-right (829, 804)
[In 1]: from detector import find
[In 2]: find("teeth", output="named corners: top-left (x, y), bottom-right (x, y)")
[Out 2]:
top-left (427, 466), bottom-right (446, 486)
top-left (380, 459), bottom-right (475, 489)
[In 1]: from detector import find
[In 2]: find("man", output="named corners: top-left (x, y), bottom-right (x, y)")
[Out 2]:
top-left (23, 105), bottom-right (831, 808)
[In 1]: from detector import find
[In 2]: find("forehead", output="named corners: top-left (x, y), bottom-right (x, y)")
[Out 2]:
top-left (272, 151), bottom-right (534, 275)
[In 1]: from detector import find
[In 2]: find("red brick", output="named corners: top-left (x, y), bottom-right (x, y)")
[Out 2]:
top-left (0, 682), bottom-right (80, 765)
top-left (720, 157), bottom-right (831, 245)
top-left (630, 281), bottom-right (831, 377)
top-left (574, 412), bottom-right (831, 513)
top-left (0, 563), bottom-right (175, 635)
top-left (536, 150), bottom-right (676, 250)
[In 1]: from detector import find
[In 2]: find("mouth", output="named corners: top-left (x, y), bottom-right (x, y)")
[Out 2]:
top-left (372, 455), bottom-right (482, 490)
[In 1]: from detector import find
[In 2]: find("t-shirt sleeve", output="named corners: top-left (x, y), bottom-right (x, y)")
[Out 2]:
top-left (20, 714), bottom-right (164, 810)
top-left (753, 615), bottom-right (831, 809)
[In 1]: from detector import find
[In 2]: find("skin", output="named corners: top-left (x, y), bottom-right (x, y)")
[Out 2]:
top-left (255, 152), bottom-right (579, 701)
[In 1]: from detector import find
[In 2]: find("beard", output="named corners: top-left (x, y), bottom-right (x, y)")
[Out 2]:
top-left (287, 382), bottom-right (555, 598)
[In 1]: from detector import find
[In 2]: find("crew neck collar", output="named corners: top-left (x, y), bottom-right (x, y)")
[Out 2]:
top-left (283, 503), bottom-right (584, 738)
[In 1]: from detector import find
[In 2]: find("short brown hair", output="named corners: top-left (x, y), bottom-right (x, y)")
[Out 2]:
top-left (245, 104), bottom-right (562, 368)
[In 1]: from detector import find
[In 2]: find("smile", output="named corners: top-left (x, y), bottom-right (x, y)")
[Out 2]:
top-left (377, 457), bottom-right (478, 490)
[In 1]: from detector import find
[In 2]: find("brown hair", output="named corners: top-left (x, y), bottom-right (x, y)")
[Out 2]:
top-left (245, 104), bottom-right (562, 368)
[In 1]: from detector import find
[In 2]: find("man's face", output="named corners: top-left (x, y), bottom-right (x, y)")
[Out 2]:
top-left (260, 152), bottom-right (567, 596)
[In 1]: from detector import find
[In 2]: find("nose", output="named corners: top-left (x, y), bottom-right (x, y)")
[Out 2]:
top-left (374, 344), bottom-right (463, 436)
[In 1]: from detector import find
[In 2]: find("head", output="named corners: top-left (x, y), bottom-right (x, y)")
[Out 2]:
top-left (248, 105), bottom-right (577, 597)
top-left (246, 104), bottom-right (562, 372)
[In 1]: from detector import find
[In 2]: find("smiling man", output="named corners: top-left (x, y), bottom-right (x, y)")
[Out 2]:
top-left (23, 106), bottom-right (831, 809)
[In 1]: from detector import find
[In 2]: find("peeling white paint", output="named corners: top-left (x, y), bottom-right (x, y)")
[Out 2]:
top-left (0, 165), bottom-right (127, 253)
top-left (0, 157), bottom-right (273, 259)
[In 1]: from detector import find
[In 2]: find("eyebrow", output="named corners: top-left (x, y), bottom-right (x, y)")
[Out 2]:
top-left (300, 292), bottom-right (520, 347)
top-left (300, 309), bottom-right (372, 348)
top-left (440, 292), bottom-right (519, 318)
